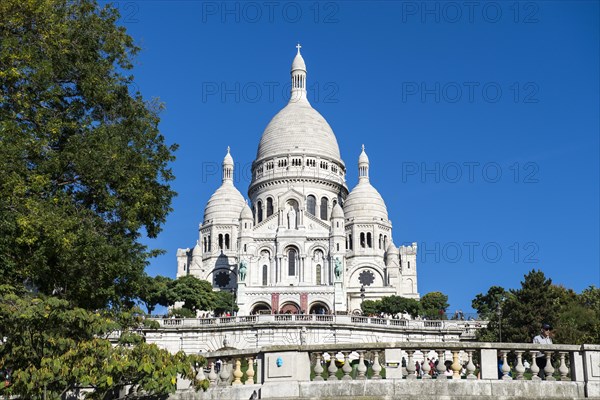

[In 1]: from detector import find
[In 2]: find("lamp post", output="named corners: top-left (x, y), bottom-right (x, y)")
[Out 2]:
top-left (360, 284), bottom-right (365, 306)
top-left (230, 288), bottom-right (236, 317)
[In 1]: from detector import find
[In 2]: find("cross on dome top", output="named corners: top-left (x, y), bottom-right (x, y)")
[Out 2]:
top-left (296, 43), bottom-right (302, 54)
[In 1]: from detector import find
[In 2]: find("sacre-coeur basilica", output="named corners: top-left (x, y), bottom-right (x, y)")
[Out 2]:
top-left (176, 45), bottom-right (419, 315)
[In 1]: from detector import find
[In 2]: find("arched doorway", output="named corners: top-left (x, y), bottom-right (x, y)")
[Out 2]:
top-left (309, 302), bottom-right (330, 315)
top-left (279, 302), bottom-right (300, 314)
top-left (250, 302), bottom-right (272, 315)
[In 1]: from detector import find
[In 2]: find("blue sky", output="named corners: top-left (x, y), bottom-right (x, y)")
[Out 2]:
top-left (114, 0), bottom-right (599, 313)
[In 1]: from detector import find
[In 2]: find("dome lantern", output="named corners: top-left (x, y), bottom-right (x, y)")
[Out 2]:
top-left (358, 144), bottom-right (370, 182)
top-left (291, 43), bottom-right (307, 102)
top-left (222, 146), bottom-right (234, 183)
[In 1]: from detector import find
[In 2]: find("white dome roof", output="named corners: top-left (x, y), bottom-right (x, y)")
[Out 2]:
top-left (331, 202), bottom-right (344, 219)
top-left (292, 53), bottom-right (306, 71)
top-left (256, 100), bottom-right (341, 162)
top-left (203, 183), bottom-right (245, 224)
top-left (344, 145), bottom-right (388, 222)
top-left (240, 202), bottom-right (253, 220)
top-left (203, 149), bottom-right (245, 224)
top-left (344, 181), bottom-right (389, 222)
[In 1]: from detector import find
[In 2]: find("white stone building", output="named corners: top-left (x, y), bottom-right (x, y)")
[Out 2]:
top-left (176, 46), bottom-right (419, 315)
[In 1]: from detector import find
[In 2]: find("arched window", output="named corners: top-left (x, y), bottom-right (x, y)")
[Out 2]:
top-left (316, 265), bottom-right (322, 285)
top-left (203, 236), bottom-right (207, 252)
top-left (384, 235), bottom-right (388, 249)
top-left (257, 201), bottom-right (263, 223)
top-left (225, 234), bottom-right (230, 250)
top-left (218, 234), bottom-right (224, 250)
top-left (360, 233), bottom-right (366, 248)
top-left (349, 234), bottom-right (353, 250)
top-left (244, 244), bottom-right (247, 252)
top-left (332, 199), bottom-right (337, 207)
top-left (320, 197), bottom-right (328, 220)
top-left (307, 195), bottom-right (316, 216)
top-left (207, 235), bottom-right (211, 251)
top-left (367, 232), bottom-right (372, 248)
top-left (262, 265), bottom-right (268, 285)
top-left (379, 234), bottom-right (383, 249)
top-left (288, 248), bottom-right (297, 276)
top-left (266, 198), bottom-right (274, 217)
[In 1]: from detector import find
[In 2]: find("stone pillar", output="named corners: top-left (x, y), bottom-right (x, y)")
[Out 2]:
top-left (479, 348), bottom-right (498, 380)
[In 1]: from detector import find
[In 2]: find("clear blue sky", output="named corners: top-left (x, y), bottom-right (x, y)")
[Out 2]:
top-left (113, 0), bottom-right (599, 313)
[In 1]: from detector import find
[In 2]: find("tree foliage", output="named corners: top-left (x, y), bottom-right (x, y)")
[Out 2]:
top-left (420, 291), bottom-right (449, 319)
top-left (379, 296), bottom-right (422, 318)
top-left (360, 294), bottom-right (442, 319)
top-left (138, 275), bottom-right (173, 315)
top-left (473, 270), bottom-right (600, 344)
top-left (213, 289), bottom-right (239, 316)
top-left (166, 276), bottom-right (216, 313)
top-left (0, 286), bottom-right (207, 399)
top-left (0, 0), bottom-right (177, 309)
top-left (360, 300), bottom-right (379, 316)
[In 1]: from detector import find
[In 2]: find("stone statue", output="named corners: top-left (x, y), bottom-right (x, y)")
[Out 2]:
top-left (300, 327), bottom-right (307, 345)
top-left (334, 257), bottom-right (342, 280)
top-left (238, 260), bottom-right (247, 282)
top-left (287, 206), bottom-right (297, 229)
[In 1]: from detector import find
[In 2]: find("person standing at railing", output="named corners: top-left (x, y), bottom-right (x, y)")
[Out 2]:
top-left (533, 323), bottom-right (553, 377)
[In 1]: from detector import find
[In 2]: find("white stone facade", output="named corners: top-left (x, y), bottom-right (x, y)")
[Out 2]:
top-left (177, 46), bottom-right (419, 315)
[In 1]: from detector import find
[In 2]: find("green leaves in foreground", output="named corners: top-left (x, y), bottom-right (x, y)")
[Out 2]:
top-left (0, 0), bottom-right (177, 309)
top-left (0, 286), bottom-right (207, 399)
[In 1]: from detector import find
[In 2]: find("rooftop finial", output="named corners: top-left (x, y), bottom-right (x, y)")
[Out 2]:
top-left (227, 146), bottom-right (230, 154)
top-left (362, 144), bottom-right (365, 151)
top-left (296, 42), bottom-right (302, 54)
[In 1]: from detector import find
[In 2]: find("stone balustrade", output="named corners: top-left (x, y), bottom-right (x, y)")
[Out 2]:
top-left (171, 342), bottom-right (600, 399)
top-left (154, 314), bottom-right (482, 332)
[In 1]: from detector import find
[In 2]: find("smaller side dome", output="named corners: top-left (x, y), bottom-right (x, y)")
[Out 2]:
top-left (344, 145), bottom-right (389, 222)
top-left (240, 202), bottom-right (253, 220)
top-left (203, 148), bottom-right (245, 224)
top-left (331, 202), bottom-right (344, 219)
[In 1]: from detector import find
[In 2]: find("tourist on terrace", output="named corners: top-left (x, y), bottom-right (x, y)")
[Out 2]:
top-left (533, 323), bottom-right (553, 377)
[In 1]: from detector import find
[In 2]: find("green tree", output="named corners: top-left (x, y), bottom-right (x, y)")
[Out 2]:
top-left (420, 292), bottom-right (449, 319)
top-left (0, 0), bottom-right (177, 309)
top-left (501, 270), bottom-right (561, 343)
top-left (213, 290), bottom-right (239, 316)
top-left (166, 276), bottom-right (216, 313)
top-left (554, 285), bottom-right (600, 344)
top-left (472, 270), bottom-right (599, 344)
top-left (472, 285), bottom-right (510, 320)
top-left (138, 275), bottom-right (173, 315)
top-left (0, 286), bottom-right (207, 399)
top-left (379, 295), bottom-right (422, 318)
top-left (360, 300), bottom-right (380, 316)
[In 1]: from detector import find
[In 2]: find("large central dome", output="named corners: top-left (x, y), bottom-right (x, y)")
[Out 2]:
top-left (256, 100), bottom-right (341, 161)
top-left (254, 45), bottom-right (342, 164)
